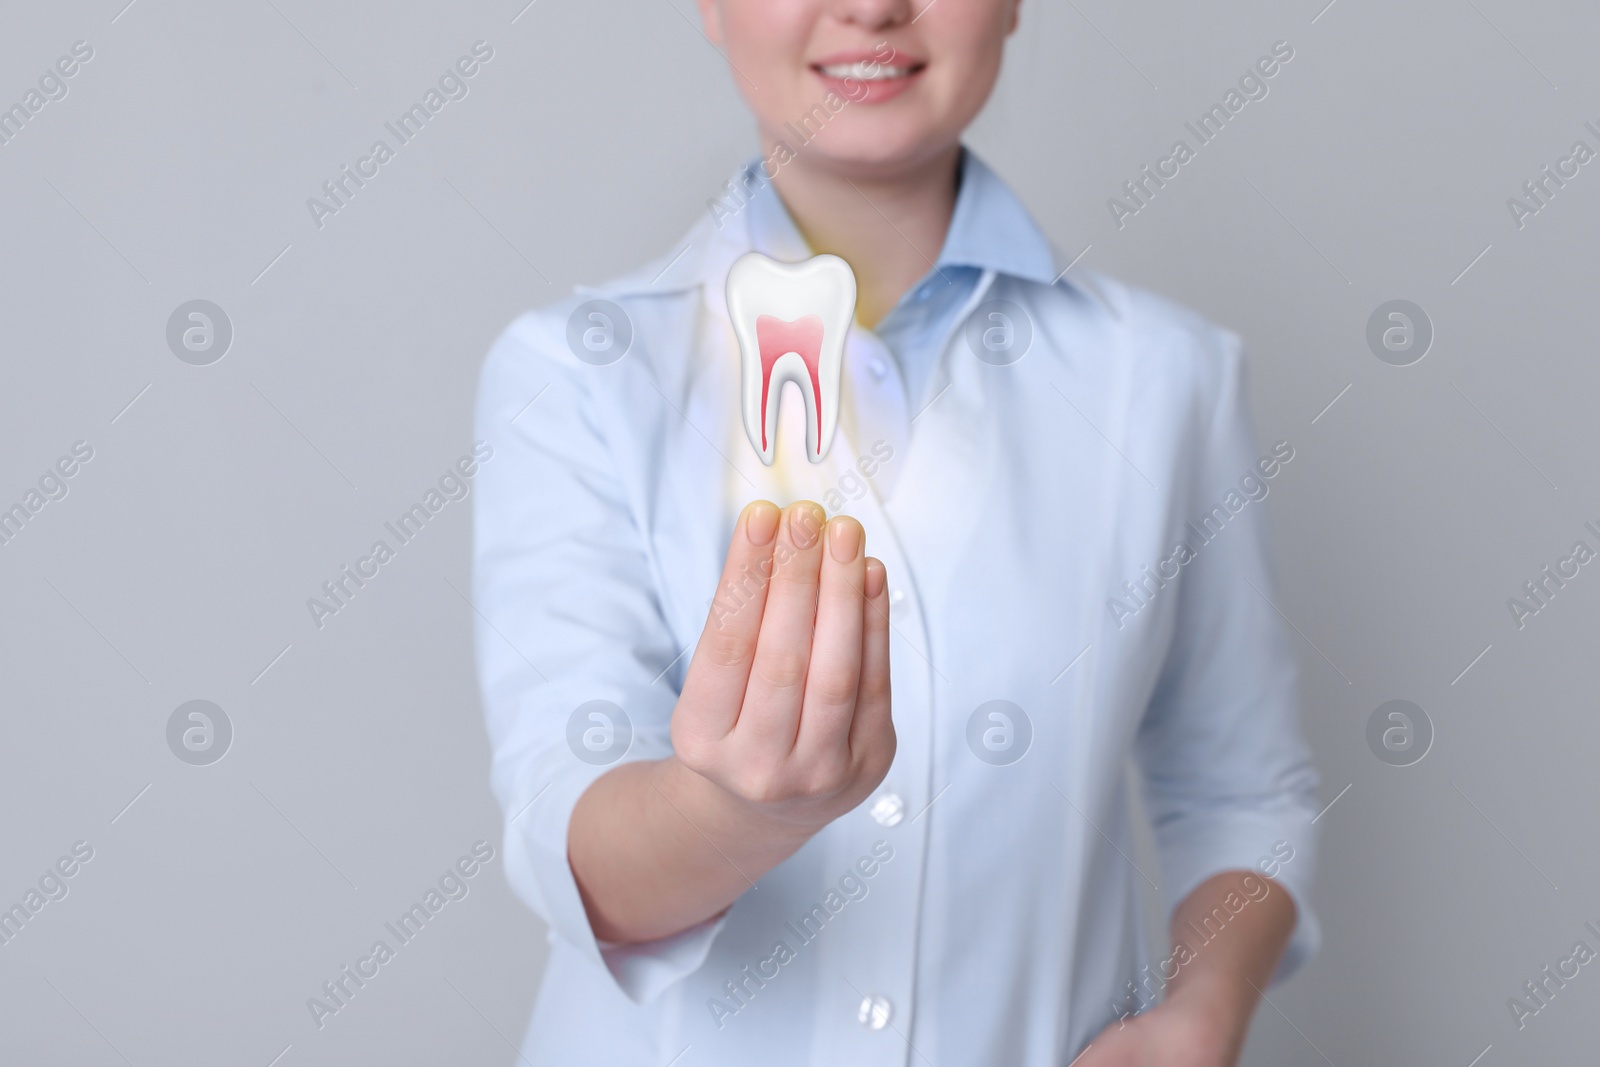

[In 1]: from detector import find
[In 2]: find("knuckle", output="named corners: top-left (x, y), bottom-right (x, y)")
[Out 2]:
top-left (749, 778), bottom-right (793, 806)
top-left (731, 766), bottom-right (791, 805)
top-left (754, 649), bottom-right (809, 691)
top-left (771, 560), bottom-right (819, 590)
top-left (672, 734), bottom-right (715, 776)
top-left (853, 738), bottom-right (895, 788)
top-left (858, 672), bottom-right (891, 708)
top-left (701, 629), bottom-right (752, 669)
top-left (873, 728), bottom-right (898, 768)
top-left (808, 668), bottom-right (858, 709)
top-left (796, 756), bottom-right (847, 798)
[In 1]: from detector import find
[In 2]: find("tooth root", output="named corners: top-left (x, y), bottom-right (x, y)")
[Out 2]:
top-left (726, 253), bottom-right (857, 465)
top-left (756, 315), bottom-right (823, 453)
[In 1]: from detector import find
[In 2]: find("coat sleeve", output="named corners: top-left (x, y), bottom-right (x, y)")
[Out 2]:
top-left (1133, 334), bottom-right (1322, 981)
top-left (471, 306), bottom-right (726, 1003)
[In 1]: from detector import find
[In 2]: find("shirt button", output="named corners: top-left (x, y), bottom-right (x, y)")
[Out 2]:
top-left (869, 793), bottom-right (904, 827)
top-left (915, 283), bottom-right (934, 303)
top-left (857, 993), bottom-right (893, 1030)
top-left (869, 358), bottom-right (888, 380)
top-left (890, 589), bottom-right (906, 608)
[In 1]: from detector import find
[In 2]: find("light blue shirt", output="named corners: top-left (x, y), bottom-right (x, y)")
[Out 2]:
top-left (473, 150), bottom-right (1320, 1066)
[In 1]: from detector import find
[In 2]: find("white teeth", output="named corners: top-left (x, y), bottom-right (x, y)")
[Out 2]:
top-left (726, 252), bottom-right (857, 466)
top-left (818, 62), bottom-right (912, 80)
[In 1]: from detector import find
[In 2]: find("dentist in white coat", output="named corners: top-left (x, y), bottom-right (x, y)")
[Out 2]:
top-left (472, 1), bottom-right (1321, 1064)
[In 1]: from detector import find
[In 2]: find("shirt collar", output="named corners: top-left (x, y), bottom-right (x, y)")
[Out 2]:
top-left (938, 150), bottom-right (1060, 284)
top-left (744, 148), bottom-right (1062, 286)
top-left (602, 148), bottom-right (1099, 306)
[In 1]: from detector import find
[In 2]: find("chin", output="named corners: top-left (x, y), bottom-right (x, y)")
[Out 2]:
top-left (794, 123), bottom-right (957, 177)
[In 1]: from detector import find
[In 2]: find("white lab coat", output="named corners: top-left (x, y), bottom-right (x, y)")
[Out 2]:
top-left (472, 152), bottom-right (1319, 1066)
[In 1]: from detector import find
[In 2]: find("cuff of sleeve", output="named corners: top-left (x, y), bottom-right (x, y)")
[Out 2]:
top-left (599, 910), bottom-right (732, 1003)
top-left (1152, 810), bottom-right (1320, 984)
top-left (504, 760), bottom-right (726, 1005)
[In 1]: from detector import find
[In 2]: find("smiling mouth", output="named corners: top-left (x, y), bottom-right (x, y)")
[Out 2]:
top-left (812, 61), bottom-right (925, 81)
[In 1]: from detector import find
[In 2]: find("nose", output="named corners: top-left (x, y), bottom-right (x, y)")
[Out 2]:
top-left (826, 0), bottom-right (914, 31)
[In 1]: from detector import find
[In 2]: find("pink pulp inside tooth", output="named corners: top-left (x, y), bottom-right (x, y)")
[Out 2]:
top-left (755, 314), bottom-right (825, 452)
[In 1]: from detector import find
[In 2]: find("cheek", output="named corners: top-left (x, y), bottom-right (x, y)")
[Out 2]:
top-left (916, 14), bottom-right (1011, 126)
top-left (720, 4), bottom-right (814, 109)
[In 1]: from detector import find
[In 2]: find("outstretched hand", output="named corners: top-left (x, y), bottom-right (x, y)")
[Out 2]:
top-left (570, 499), bottom-right (896, 944)
top-left (1075, 994), bottom-right (1240, 1067)
top-left (672, 499), bottom-right (896, 836)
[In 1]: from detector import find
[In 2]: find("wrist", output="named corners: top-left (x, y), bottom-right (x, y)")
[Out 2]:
top-left (1159, 978), bottom-right (1253, 1057)
top-left (655, 757), bottom-right (817, 864)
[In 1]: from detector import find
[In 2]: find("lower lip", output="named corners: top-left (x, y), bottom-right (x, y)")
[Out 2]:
top-left (810, 67), bottom-right (922, 105)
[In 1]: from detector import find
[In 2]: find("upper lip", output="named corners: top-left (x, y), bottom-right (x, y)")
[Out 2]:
top-left (810, 49), bottom-right (926, 71)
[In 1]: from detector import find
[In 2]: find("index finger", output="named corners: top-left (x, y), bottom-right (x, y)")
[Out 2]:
top-left (675, 500), bottom-right (781, 742)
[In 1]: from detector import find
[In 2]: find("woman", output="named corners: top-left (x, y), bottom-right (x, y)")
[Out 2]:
top-left (472, 1), bottom-right (1320, 1063)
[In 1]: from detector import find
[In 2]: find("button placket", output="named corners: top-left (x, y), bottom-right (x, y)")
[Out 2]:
top-left (804, 466), bottom-right (932, 1067)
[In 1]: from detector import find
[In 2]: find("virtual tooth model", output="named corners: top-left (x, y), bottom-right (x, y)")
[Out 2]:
top-left (726, 252), bottom-right (857, 465)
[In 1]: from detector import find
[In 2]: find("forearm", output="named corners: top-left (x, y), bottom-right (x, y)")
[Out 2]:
top-left (1162, 870), bottom-right (1297, 1057)
top-left (567, 756), bottom-right (811, 944)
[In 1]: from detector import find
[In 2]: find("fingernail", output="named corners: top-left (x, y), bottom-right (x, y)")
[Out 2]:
top-left (746, 502), bottom-right (780, 545)
top-left (789, 503), bottom-right (823, 548)
top-left (864, 559), bottom-right (886, 599)
top-left (829, 518), bottom-right (862, 563)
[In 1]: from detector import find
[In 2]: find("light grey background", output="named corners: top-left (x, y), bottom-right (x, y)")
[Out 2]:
top-left (2, 0), bottom-right (1597, 1064)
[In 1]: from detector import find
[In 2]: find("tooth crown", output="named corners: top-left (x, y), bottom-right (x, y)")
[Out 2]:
top-left (726, 252), bottom-right (857, 466)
